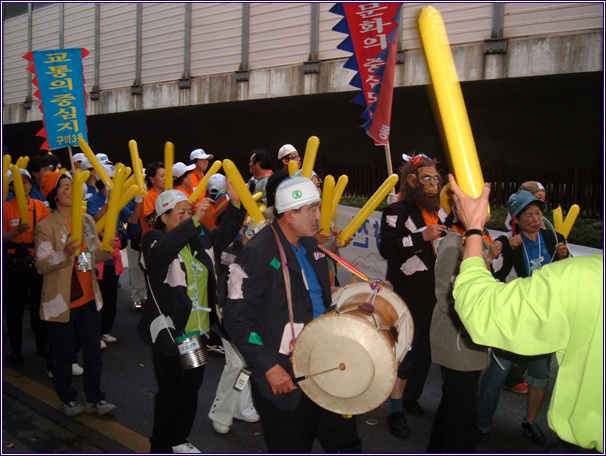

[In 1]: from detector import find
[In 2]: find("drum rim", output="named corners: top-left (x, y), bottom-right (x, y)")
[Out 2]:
top-left (292, 311), bottom-right (397, 415)
top-left (331, 282), bottom-right (414, 363)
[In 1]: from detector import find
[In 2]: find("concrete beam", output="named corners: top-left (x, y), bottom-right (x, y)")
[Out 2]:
top-left (3, 31), bottom-right (602, 125)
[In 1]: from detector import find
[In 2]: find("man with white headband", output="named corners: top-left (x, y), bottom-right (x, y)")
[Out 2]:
top-left (223, 176), bottom-right (362, 454)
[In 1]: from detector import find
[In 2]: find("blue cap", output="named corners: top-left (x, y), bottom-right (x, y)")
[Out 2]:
top-left (506, 190), bottom-right (545, 217)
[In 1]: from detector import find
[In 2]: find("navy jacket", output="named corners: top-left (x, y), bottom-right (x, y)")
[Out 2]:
top-left (223, 220), bottom-right (331, 411)
top-left (138, 203), bottom-right (246, 357)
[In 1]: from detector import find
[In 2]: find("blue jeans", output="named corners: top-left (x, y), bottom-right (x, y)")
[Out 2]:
top-left (478, 350), bottom-right (552, 432)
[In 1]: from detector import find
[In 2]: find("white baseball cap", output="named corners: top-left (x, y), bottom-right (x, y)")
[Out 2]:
top-left (96, 153), bottom-right (111, 164)
top-left (207, 173), bottom-right (226, 196)
top-left (8, 168), bottom-right (32, 183)
top-left (190, 149), bottom-right (214, 161)
top-left (154, 189), bottom-right (190, 217)
top-left (278, 144), bottom-right (297, 160)
top-left (72, 153), bottom-right (85, 163)
top-left (98, 163), bottom-right (115, 180)
top-left (274, 176), bottom-right (320, 214)
top-left (172, 162), bottom-right (196, 179)
top-left (80, 158), bottom-right (93, 171)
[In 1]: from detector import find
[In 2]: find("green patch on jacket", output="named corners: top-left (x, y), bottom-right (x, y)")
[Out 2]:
top-left (248, 331), bottom-right (263, 346)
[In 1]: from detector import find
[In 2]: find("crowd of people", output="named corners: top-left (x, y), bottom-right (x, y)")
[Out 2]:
top-left (3, 146), bottom-right (602, 454)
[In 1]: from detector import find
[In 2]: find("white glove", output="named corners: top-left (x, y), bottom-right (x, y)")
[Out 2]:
top-left (245, 219), bottom-right (269, 240)
top-left (386, 192), bottom-right (398, 205)
top-left (135, 194), bottom-right (144, 203)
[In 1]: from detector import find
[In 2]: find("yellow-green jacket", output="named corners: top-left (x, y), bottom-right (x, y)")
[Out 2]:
top-left (454, 255), bottom-right (603, 452)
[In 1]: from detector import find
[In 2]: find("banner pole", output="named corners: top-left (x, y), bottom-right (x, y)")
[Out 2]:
top-left (68, 145), bottom-right (75, 173)
top-left (384, 142), bottom-right (396, 196)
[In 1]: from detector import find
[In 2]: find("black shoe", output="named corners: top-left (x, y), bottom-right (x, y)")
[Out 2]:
top-left (522, 420), bottom-right (546, 445)
top-left (387, 412), bottom-right (410, 439)
top-left (403, 400), bottom-right (424, 417)
top-left (478, 430), bottom-right (491, 444)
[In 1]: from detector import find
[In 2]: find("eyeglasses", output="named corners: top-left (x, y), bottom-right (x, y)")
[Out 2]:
top-left (287, 154), bottom-right (301, 161)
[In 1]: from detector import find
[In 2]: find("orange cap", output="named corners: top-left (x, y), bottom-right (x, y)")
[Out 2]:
top-left (40, 171), bottom-right (71, 198)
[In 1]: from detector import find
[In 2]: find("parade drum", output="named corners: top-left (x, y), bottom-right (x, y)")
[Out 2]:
top-left (292, 282), bottom-right (413, 415)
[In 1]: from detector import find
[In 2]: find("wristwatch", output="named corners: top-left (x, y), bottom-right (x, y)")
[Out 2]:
top-left (462, 229), bottom-right (484, 244)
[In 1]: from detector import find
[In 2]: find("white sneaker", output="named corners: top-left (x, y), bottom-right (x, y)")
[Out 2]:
top-left (240, 413), bottom-right (260, 423)
top-left (84, 400), bottom-right (116, 415)
top-left (100, 339), bottom-right (107, 350)
top-left (172, 443), bottom-right (201, 453)
top-left (61, 401), bottom-right (84, 417)
top-left (47, 370), bottom-right (54, 378)
top-left (72, 363), bottom-right (84, 376)
top-left (212, 421), bottom-right (230, 434)
top-left (102, 334), bottom-right (117, 343)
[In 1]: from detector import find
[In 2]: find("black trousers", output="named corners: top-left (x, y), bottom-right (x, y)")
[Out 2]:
top-left (47, 300), bottom-right (104, 404)
top-left (99, 264), bottom-right (119, 335)
top-left (426, 366), bottom-right (482, 453)
top-left (398, 316), bottom-right (432, 402)
top-left (251, 385), bottom-right (361, 454)
top-left (4, 266), bottom-right (47, 354)
top-left (149, 350), bottom-right (205, 453)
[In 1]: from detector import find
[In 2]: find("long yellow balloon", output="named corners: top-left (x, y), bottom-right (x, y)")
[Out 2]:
top-left (101, 163), bottom-right (126, 251)
top-left (10, 165), bottom-right (31, 231)
top-left (128, 140), bottom-right (146, 196)
top-left (553, 204), bottom-right (580, 239)
top-left (95, 175), bottom-right (139, 233)
top-left (300, 136), bottom-right (319, 179)
top-left (164, 142), bottom-right (174, 190)
top-left (418, 6), bottom-right (484, 198)
top-left (288, 160), bottom-right (299, 177)
top-left (319, 175), bottom-right (335, 234)
top-left (96, 184), bottom-right (138, 232)
top-left (222, 159), bottom-right (265, 226)
top-left (189, 160), bottom-right (222, 203)
top-left (552, 206), bottom-right (563, 232)
top-left (122, 175), bottom-right (136, 193)
top-left (337, 174), bottom-right (399, 244)
top-left (71, 169), bottom-right (91, 255)
top-left (3, 154), bottom-right (11, 174)
top-left (16, 156), bottom-right (30, 169)
top-left (3, 174), bottom-right (9, 204)
top-left (331, 175), bottom-right (349, 219)
top-left (78, 139), bottom-right (113, 189)
top-left (3, 155), bottom-right (11, 204)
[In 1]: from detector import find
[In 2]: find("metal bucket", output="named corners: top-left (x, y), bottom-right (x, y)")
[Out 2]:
top-left (176, 332), bottom-right (208, 370)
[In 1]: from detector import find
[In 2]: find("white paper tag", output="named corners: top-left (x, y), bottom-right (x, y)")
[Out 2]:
top-left (177, 337), bottom-right (200, 355)
top-left (278, 322), bottom-right (304, 355)
top-left (233, 367), bottom-right (252, 392)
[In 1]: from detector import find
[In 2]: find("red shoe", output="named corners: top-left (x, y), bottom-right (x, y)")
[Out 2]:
top-left (503, 380), bottom-right (528, 394)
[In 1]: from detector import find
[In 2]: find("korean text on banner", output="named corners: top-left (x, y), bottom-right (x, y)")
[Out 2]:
top-left (331, 3), bottom-right (402, 145)
top-left (23, 48), bottom-right (89, 150)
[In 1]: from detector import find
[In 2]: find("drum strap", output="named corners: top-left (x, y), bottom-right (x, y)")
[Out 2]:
top-left (271, 224), bottom-right (297, 357)
top-left (317, 244), bottom-right (379, 289)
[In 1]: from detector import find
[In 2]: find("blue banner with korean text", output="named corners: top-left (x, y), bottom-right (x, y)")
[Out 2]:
top-left (24, 48), bottom-right (89, 150)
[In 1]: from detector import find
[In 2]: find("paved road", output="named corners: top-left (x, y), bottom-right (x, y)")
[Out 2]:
top-left (2, 272), bottom-right (560, 454)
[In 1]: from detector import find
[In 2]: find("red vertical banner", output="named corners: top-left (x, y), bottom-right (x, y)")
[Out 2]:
top-left (332, 3), bottom-right (402, 145)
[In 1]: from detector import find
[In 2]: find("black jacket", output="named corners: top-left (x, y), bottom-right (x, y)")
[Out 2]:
top-left (492, 228), bottom-right (568, 281)
top-left (379, 200), bottom-right (446, 320)
top-left (138, 203), bottom-right (246, 357)
top-left (223, 220), bottom-right (331, 411)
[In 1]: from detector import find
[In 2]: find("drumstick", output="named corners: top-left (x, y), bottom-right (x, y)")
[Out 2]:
top-left (294, 363), bottom-right (346, 383)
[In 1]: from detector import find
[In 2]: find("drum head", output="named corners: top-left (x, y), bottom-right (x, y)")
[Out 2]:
top-left (331, 282), bottom-right (414, 363)
top-left (292, 312), bottom-right (397, 415)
